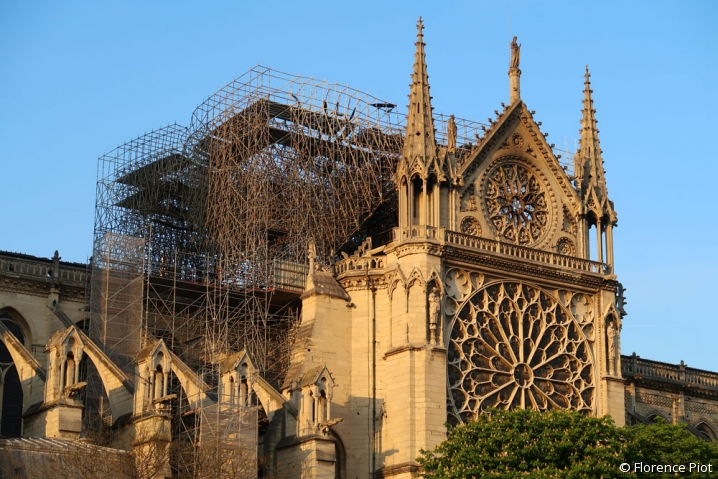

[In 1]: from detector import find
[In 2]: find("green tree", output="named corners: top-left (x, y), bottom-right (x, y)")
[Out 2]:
top-left (624, 419), bottom-right (718, 479)
top-left (418, 409), bottom-right (629, 478)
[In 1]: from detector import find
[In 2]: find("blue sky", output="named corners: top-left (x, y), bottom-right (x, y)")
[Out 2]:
top-left (1, 1), bottom-right (716, 371)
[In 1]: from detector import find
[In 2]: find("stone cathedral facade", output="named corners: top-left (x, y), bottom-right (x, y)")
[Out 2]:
top-left (1, 19), bottom-right (717, 479)
top-left (274, 21), bottom-right (626, 477)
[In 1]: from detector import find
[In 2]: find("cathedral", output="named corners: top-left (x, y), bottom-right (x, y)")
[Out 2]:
top-left (1, 19), bottom-right (716, 479)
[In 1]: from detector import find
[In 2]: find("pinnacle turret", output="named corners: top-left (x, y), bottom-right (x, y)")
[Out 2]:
top-left (575, 66), bottom-right (612, 220)
top-left (399, 17), bottom-right (438, 179)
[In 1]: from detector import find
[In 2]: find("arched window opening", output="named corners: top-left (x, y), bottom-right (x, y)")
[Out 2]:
top-left (318, 390), bottom-right (328, 423)
top-left (65, 352), bottom-right (76, 388)
top-left (154, 365), bottom-right (164, 400)
top-left (0, 312), bottom-right (25, 437)
top-left (647, 414), bottom-right (665, 424)
top-left (412, 177), bottom-right (423, 224)
top-left (229, 376), bottom-right (236, 406)
top-left (696, 422), bottom-right (717, 442)
top-left (310, 392), bottom-right (316, 424)
top-left (426, 174), bottom-right (437, 226)
top-left (240, 378), bottom-right (249, 407)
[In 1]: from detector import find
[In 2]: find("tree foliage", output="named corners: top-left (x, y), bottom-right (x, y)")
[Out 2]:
top-left (418, 409), bottom-right (627, 478)
top-left (417, 409), bottom-right (718, 479)
top-left (625, 418), bottom-right (718, 479)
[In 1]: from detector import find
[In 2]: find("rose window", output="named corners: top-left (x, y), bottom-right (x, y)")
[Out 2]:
top-left (483, 162), bottom-right (550, 245)
top-left (447, 282), bottom-right (594, 425)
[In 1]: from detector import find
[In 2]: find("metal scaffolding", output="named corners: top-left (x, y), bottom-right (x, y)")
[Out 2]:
top-left (90, 67), bottom-right (390, 475)
top-left (89, 66), bottom-right (487, 475)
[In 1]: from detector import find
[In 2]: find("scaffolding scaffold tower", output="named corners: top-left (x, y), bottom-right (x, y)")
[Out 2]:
top-left (89, 66), bottom-right (487, 476)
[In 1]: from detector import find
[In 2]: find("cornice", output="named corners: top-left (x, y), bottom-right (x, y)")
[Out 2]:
top-left (374, 462), bottom-right (421, 479)
top-left (393, 242), bottom-right (444, 259)
top-left (0, 276), bottom-right (86, 302)
top-left (625, 375), bottom-right (718, 401)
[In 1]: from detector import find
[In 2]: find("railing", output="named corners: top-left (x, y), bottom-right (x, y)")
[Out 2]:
top-left (0, 254), bottom-right (87, 284)
top-left (394, 225), bottom-right (441, 242)
top-left (444, 230), bottom-right (605, 274)
top-left (335, 256), bottom-right (386, 275)
top-left (622, 354), bottom-right (718, 391)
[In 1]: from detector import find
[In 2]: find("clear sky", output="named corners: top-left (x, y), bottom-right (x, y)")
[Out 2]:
top-left (1, 1), bottom-right (716, 371)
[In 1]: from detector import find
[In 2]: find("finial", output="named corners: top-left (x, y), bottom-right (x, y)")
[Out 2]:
top-left (52, 250), bottom-right (60, 282)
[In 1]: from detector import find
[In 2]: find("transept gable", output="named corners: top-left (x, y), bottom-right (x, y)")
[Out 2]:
top-left (458, 101), bottom-right (580, 210)
top-left (454, 101), bottom-right (584, 252)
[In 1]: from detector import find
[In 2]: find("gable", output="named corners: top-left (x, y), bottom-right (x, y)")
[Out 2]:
top-left (455, 102), bottom-right (583, 253)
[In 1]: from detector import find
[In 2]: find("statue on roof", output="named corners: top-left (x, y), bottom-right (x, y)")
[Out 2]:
top-left (447, 115), bottom-right (457, 153)
top-left (308, 238), bottom-right (317, 274)
top-left (510, 36), bottom-right (521, 70)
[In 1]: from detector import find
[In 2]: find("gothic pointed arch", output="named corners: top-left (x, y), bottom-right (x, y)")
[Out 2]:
top-left (695, 421), bottom-right (717, 441)
top-left (603, 303), bottom-right (621, 328)
top-left (386, 268), bottom-right (407, 300)
top-left (426, 267), bottom-right (443, 290)
top-left (406, 267), bottom-right (426, 290)
top-left (0, 309), bottom-right (31, 437)
top-left (0, 307), bottom-right (32, 349)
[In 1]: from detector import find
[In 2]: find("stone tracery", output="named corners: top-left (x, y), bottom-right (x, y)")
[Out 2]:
top-left (460, 216), bottom-right (482, 236)
top-left (483, 161), bottom-right (550, 245)
top-left (447, 281), bottom-right (595, 424)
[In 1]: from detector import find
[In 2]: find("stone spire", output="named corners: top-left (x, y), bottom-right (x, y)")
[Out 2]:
top-left (399, 17), bottom-right (438, 180)
top-left (575, 66), bottom-right (611, 216)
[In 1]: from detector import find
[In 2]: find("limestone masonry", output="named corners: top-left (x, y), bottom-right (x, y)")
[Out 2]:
top-left (1, 18), bottom-right (716, 479)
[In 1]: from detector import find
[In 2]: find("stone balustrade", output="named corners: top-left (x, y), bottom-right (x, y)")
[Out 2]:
top-left (394, 225), bottom-right (441, 241)
top-left (622, 354), bottom-right (718, 391)
top-left (0, 253), bottom-right (87, 285)
top-left (334, 256), bottom-right (386, 275)
top-left (334, 228), bottom-right (607, 278)
top-left (444, 230), bottom-right (605, 274)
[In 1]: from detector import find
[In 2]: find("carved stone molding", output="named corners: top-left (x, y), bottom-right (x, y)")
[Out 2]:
top-left (686, 401), bottom-right (718, 415)
top-left (635, 391), bottom-right (674, 408)
top-left (460, 216), bottom-right (482, 236)
top-left (556, 237), bottom-right (577, 257)
top-left (444, 248), bottom-right (615, 291)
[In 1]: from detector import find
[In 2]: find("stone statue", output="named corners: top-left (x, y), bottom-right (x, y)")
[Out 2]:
top-left (428, 286), bottom-right (441, 343)
top-left (510, 36), bottom-right (521, 70)
top-left (447, 115), bottom-right (457, 153)
top-left (308, 238), bottom-right (317, 274)
top-left (607, 320), bottom-right (617, 374)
